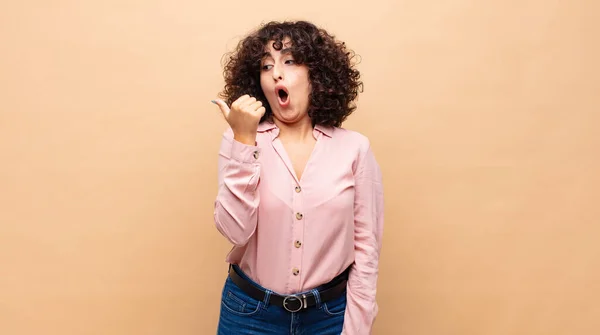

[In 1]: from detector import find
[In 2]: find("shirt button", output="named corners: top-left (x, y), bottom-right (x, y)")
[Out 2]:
top-left (292, 268), bottom-right (300, 276)
top-left (295, 186), bottom-right (301, 193)
top-left (295, 212), bottom-right (303, 220)
top-left (253, 151), bottom-right (259, 159)
top-left (294, 240), bottom-right (302, 248)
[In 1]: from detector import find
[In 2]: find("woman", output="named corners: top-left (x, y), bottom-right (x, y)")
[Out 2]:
top-left (211, 20), bottom-right (384, 335)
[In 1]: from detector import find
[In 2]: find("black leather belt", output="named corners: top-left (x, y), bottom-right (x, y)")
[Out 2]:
top-left (228, 264), bottom-right (349, 313)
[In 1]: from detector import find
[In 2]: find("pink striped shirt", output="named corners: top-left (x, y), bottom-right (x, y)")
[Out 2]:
top-left (213, 121), bottom-right (384, 334)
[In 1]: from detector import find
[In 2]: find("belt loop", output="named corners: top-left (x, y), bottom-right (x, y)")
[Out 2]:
top-left (310, 288), bottom-right (322, 309)
top-left (262, 289), bottom-right (272, 309)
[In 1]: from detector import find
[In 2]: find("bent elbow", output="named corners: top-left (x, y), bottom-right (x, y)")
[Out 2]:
top-left (213, 209), bottom-right (256, 247)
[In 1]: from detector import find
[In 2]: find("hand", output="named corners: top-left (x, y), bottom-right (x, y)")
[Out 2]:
top-left (213, 95), bottom-right (266, 145)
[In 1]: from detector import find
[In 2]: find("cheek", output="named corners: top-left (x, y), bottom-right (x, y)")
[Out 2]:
top-left (301, 79), bottom-right (312, 99)
top-left (300, 73), bottom-right (311, 94)
top-left (260, 76), bottom-right (274, 99)
top-left (260, 75), bottom-right (268, 93)
top-left (290, 73), bottom-right (311, 94)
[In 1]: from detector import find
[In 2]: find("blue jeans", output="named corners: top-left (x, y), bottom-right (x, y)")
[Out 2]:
top-left (217, 265), bottom-right (346, 334)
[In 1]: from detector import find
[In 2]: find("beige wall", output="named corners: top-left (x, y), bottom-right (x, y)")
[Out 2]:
top-left (1, 1), bottom-right (599, 334)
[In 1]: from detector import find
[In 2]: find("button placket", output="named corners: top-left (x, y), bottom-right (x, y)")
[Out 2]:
top-left (289, 182), bottom-right (305, 289)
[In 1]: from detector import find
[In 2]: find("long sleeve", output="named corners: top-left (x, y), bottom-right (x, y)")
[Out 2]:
top-left (342, 141), bottom-right (385, 335)
top-left (213, 128), bottom-right (262, 246)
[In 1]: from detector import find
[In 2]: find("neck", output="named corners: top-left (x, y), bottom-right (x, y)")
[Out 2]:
top-left (274, 117), bottom-right (314, 142)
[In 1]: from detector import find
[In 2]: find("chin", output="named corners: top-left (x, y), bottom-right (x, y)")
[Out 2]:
top-left (272, 110), bottom-right (296, 121)
top-left (275, 115), bottom-right (297, 123)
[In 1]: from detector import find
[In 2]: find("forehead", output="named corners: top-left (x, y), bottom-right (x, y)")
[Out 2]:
top-left (263, 37), bottom-right (293, 54)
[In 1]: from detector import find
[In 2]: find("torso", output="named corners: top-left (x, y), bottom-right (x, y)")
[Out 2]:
top-left (222, 123), bottom-right (380, 294)
top-left (280, 137), bottom-right (317, 181)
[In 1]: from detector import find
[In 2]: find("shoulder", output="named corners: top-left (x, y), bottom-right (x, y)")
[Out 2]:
top-left (330, 127), bottom-right (371, 153)
top-left (338, 130), bottom-right (382, 184)
top-left (327, 127), bottom-right (376, 174)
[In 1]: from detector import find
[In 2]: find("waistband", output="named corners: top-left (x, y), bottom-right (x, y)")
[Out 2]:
top-left (228, 264), bottom-right (349, 313)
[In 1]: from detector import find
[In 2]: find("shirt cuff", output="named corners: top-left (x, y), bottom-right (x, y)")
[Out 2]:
top-left (230, 138), bottom-right (261, 164)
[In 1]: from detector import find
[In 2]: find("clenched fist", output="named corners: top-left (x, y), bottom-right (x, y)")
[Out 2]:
top-left (212, 95), bottom-right (266, 145)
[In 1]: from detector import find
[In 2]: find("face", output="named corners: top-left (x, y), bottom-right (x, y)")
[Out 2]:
top-left (260, 38), bottom-right (312, 125)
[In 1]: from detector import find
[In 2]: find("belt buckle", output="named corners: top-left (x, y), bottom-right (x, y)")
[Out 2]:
top-left (282, 294), bottom-right (303, 312)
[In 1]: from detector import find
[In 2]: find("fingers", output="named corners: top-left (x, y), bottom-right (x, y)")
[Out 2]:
top-left (232, 95), bottom-right (251, 110)
top-left (257, 106), bottom-right (266, 117)
top-left (240, 97), bottom-right (257, 110)
top-left (212, 95), bottom-right (265, 118)
top-left (212, 95), bottom-right (265, 139)
top-left (249, 100), bottom-right (263, 112)
top-left (228, 95), bottom-right (264, 112)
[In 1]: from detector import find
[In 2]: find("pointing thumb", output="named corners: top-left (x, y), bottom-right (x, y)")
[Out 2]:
top-left (211, 99), bottom-right (230, 117)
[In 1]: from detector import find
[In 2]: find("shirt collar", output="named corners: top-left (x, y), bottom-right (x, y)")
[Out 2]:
top-left (257, 122), bottom-right (277, 133)
top-left (257, 121), bottom-right (334, 138)
top-left (314, 124), bottom-right (333, 137)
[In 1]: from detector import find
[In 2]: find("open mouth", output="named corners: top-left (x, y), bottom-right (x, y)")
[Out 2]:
top-left (277, 88), bottom-right (289, 104)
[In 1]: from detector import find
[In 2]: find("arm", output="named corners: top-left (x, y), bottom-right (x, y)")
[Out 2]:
top-left (213, 128), bottom-right (261, 246)
top-left (342, 141), bottom-right (385, 335)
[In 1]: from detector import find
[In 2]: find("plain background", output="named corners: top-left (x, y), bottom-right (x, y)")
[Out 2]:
top-left (1, 0), bottom-right (599, 334)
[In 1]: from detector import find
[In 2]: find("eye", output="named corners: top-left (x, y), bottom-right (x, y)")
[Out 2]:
top-left (284, 59), bottom-right (295, 65)
top-left (261, 64), bottom-right (273, 70)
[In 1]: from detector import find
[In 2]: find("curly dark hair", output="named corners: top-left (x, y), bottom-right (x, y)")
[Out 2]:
top-left (218, 20), bottom-right (363, 128)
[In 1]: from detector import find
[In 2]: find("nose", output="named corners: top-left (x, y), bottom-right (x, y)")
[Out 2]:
top-left (272, 64), bottom-right (283, 81)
